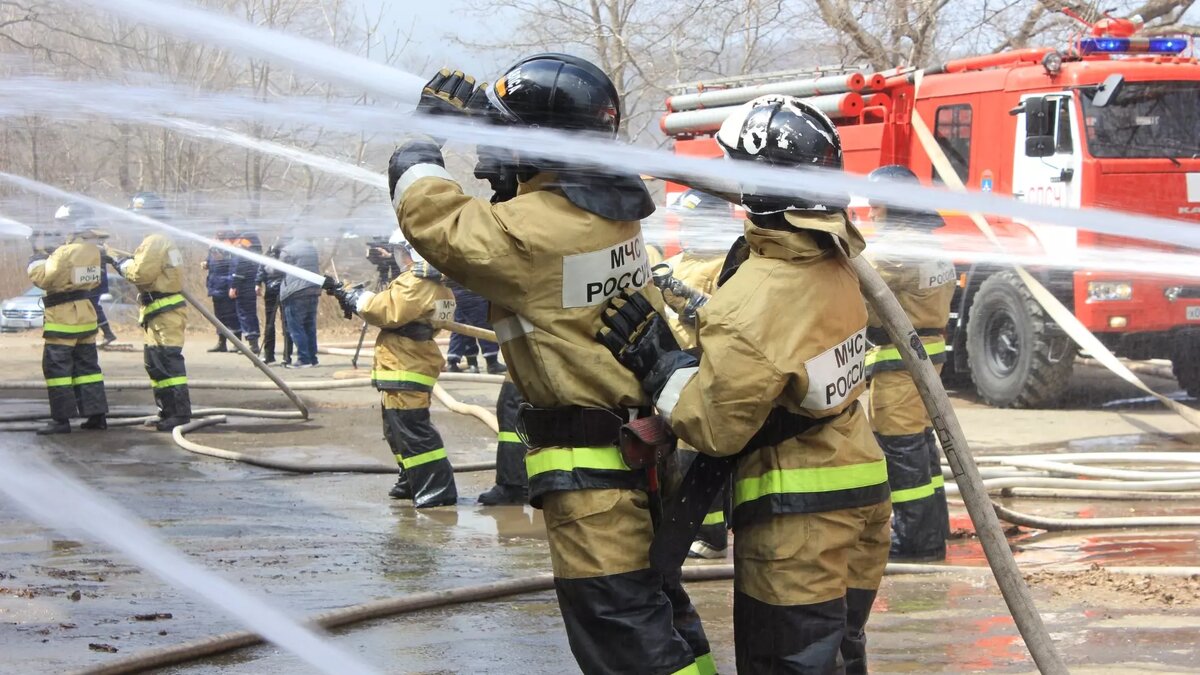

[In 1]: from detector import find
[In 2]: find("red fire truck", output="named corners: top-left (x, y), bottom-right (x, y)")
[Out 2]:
top-left (660, 17), bottom-right (1200, 408)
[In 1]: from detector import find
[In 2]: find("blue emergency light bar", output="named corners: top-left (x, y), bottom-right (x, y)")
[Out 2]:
top-left (1079, 37), bottom-right (1189, 55)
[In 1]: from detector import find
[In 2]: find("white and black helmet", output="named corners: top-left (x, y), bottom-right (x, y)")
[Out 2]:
top-left (716, 95), bottom-right (845, 215)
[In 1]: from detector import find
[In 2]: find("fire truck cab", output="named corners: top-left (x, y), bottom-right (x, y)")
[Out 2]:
top-left (662, 31), bottom-right (1200, 408)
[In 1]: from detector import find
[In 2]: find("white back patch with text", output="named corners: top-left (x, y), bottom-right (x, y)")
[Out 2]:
top-left (561, 234), bottom-right (651, 308)
top-left (72, 265), bottom-right (101, 286)
top-left (918, 260), bottom-right (956, 290)
top-left (802, 328), bottom-right (867, 410)
top-left (433, 299), bottom-right (457, 323)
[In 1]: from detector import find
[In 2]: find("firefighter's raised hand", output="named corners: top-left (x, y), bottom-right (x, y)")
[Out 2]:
top-left (418, 68), bottom-right (483, 116)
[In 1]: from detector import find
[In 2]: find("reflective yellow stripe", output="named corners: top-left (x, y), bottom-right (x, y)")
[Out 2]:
top-left (734, 460), bottom-right (889, 507)
top-left (370, 369), bottom-right (437, 387)
top-left (72, 373), bottom-right (103, 386)
top-left (670, 663), bottom-right (701, 675)
top-left (890, 481), bottom-right (936, 504)
top-left (701, 511), bottom-right (724, 526)
top-left (45, 376), bottom-right (73, 387)
top-left (695, 653), bottom-right (717, 675)
top-left (44, 322), bottom-right (98, 334)
top-left (139, 294), bottom-right (185, 320)
top-left (497, 431), bottom-right (522, 444)
top-left (525, 446), bottom-right (630, 477)
top-left (152, 376), bottom-right (188, 389)
top-left (866, 339), bottom-right (946, 367)
top-left (401, 447), bottom-right (447, 469)
top-left (931, 474), bottom-right (945, 489)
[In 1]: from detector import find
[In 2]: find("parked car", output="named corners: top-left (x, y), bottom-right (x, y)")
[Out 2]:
top-left (0, 278), bottom-right (139, 333)
top-left (0, 287), bottom-right (45, 332)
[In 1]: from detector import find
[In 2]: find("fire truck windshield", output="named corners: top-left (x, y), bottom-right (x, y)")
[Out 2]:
top-left (1080, 81), bottom-right (1200, 159)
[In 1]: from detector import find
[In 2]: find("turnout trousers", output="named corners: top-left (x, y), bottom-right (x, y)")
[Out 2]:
top-left (534, 480), bottom-right (714, 674)
top-left (43, 335), bottom-right (108, 421)
top-left (493, 380), bottom-right (529, 490)
top-left (381, 389), bottom-right (457, 508)
top-left (143, 309), bottom-right (191, 420)
top-left (733, 503), bottom-right (891, 674)
top-left (868, 368), bottom-right (949, 559)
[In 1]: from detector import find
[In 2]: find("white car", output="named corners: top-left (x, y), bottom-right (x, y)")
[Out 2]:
top-left (0, 287), bottom-right (45, 332)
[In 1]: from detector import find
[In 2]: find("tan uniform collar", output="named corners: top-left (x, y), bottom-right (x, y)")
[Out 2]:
top-left (516, 172), bottom-right (559, 197)
top-left (744, 211), bottom-right (865, 262)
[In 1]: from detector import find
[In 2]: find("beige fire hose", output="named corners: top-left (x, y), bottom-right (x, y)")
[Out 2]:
top-left (853, 256), bottom-right (1067, 673)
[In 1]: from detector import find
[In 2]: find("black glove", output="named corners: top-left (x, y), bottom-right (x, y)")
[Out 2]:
top-left (416, 68), bottom-right (488, 117)
top-left (99, 245), bottom-right (115, 268)
top-left (598, 291), bottom-right (684, 382)
top-left (327, 281), bottom-right (366, 319)
top-left (388, 139), bottom-right (446, 202)
top-left (110, 254), bottom-right (132, 274)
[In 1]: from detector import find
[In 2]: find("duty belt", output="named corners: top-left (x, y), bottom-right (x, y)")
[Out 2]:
top-left (42, 289), bottom-right (90, 308)
top-left (138, 290), bottom-right (186, 326)
top-left (866, 325), bottom-right (944, 345)
top-left (382, 322), bottom-right (436, 341)
top-left (138, 290), bottom-right (180, 306)
top-left (516, 404), bottom-right (649, 449)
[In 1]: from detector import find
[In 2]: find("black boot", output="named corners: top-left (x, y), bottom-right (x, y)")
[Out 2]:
top-left (80, 414), bottom-right (107, 431)
top-left (248, 336), bottom-right (260, 356)
top-left (446, 358), bottom-right (463, 373)
top-left (388, 475), bottom-right (413, 500)
top-left (477, 484), bottom-right (527, 505)
top-left (207, 335), bottom-right (228, 353)
top-left (485, 355), bottom-right (507, 375)
top-left (465, 356), bottom-right (480, 374)
top-left (37, 419), bottom-right (71, 435)
top-left (99, 325), bottom-right (118, 348)
top-left (155, 416), bottom-right (191, 432)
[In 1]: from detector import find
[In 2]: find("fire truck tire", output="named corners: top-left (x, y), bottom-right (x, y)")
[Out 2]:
top-left (966, 272), bottom-right (1074, 408)
top-left (1171, 360), bottom-right (1200, 399)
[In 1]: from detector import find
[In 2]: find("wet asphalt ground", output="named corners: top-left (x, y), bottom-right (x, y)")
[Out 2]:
top-left (1, 332), bottom-right (1199, 674)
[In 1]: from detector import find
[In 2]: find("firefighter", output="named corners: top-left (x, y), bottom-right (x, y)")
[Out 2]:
top-left (53, 203), bottom-right (120, 348)
top-left (657, 190), bottom-right (732, 559)
top-left (864, 164), bottom-right (955, 561)
top-left (27, 209), bottom-right (109, 434)
top-left (598, 95), bottom-right (890, 673)
top-left (386, 56), bottom-right (714, 675)
top-left (227, 220), bottom-right (262, 355)
top-left (111, 192), bottom-right (192, 432)
top-left (329, 232), bottom-right (458, 508)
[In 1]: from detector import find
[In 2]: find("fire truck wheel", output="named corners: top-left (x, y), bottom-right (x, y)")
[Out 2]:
top-left (1171, 358), bottom-right (1200, 398)
top-left (966, 271), bottom-right (1074, 408)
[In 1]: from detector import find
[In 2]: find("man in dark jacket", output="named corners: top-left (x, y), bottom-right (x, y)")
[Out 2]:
top-left (258, 236), bottom-right (292, 365)
top-left (279, 237), bottom-right (321, 368)
top-left (227, 220), bottom-right (262, 354)
top-left (204, 230), bottom-right (239, 352)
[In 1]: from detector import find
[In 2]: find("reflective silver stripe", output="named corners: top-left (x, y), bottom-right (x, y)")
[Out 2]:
top-left (656, 366), bottom-right (699, 423)
top-left (26, 259), bottom-right (45, 275)
top-left (392, 163), bottom-right (455, 208)
top-left (493, 314), bottom-right (536, 344)
top-left (354, 290), bottom-right (376, 313)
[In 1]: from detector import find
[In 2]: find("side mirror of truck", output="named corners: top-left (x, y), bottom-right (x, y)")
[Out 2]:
top-left (1019, 96), bottom-right (1056, 157)
top-left (1091, 73), bottom-right (1124, 108)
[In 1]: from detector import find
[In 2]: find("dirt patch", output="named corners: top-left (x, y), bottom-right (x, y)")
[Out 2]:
top-left (1026, 563), bottom-right (1200, 607)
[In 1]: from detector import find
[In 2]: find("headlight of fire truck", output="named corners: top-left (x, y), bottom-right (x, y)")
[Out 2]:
top-left (1087, 281), bottom-right (1133, 301)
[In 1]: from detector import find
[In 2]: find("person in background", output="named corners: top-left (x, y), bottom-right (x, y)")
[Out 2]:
top-left (203, 230), bottom-right (239, 352)
top-left (53, 204), bottom-right (120, 348)
top-left (278, 236), bottom-right (321, 368)
top-left (113, 192), bottom-right (191, 432)
top-left (27, 209), bottom-right (109, 435)
top-left (227, 219), bottom-right (262, 355)
top-left (329, 233), bottom-right (459, 507)
top-left (444, 281), bottom-right (505, 374)
top-left (863, 164), bottom-right (955, 562)
top-left (258, 236), bottom-right (293, 366)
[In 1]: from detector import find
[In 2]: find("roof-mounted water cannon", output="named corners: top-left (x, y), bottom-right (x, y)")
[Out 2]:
top-left (1061, 7), bottom-right (1188, 56)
